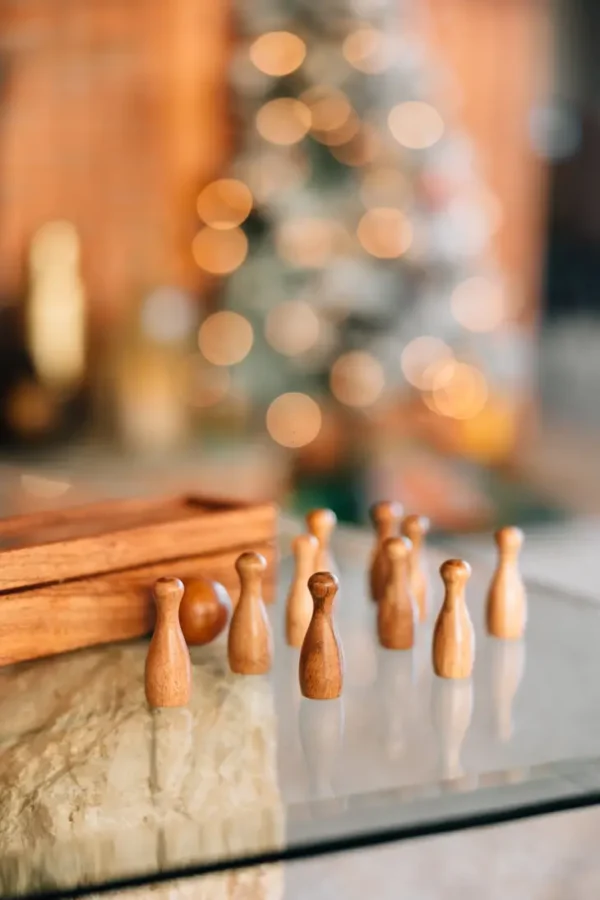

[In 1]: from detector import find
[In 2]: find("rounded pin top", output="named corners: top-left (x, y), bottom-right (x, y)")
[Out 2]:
top-left (308, 571), bottom-right (339, 603)
top-left (306, 508), bottom-right (337, 537)
top-left (235, 550), bottom-right (267, 576)
top-left (401, 514), bottom-right (430, 538)
top-left (154, 576), bottom-right (184, 602)
top-left (292, 532), bottom-right (319, 554)
top-left (384, 535), bottom-right (412, 561)
top-left (494, 526), bottom-right (524, 552)
top-left (370, 500), bottom-right (403, 527)
top-left (440, 559), bottom-right (471, 584)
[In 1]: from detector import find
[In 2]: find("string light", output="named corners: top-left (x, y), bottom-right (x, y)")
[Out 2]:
top-left (196, 179), bottom-right (253, 230)
top-left (451, 277), bottom-right (506, 332)
top-left (192, 227), bottom-right (248, 275)
top-left (400, 336), bottom-right (453, 389)
top-left (256, 98), bottom-right (311, 145)
top-left (276, 218), bottom-right (342, 268)
top-left (330, 351), bottom-right (385, 407)
top-left (249, 32), bottom-right (306, 76)
top-left (426, 361), bottom-right (488, 419)
top-left (357, 208), bottom-right (412, 258)
top-left (198, 312), bottom-right (254, 366)
top-left (266, 392), bottom-right (322, 448)
top-left (388, 102), bottom-right (444, 149)
top-left (265, 300), bottom-right (320, 356)
top-left (342, 27), bottom-right (387, 74)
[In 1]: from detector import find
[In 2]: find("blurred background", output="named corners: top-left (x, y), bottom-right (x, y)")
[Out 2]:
top-left (0, 0), bottom-right (597, 533)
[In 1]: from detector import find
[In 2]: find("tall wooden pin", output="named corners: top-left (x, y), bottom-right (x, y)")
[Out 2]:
top-left (299, 572), bottom-right (344, 700)
top-left (306, 508), bottom-right (337, 573)
top-left (286, 533), bottom-right (319, 647)
top-left (228, 551), bottom-right (273, 675)
top-left (145, 577), bottom-right (192, 708)
top-left (486, 526), bottom-right (527, 640)
top-left (369, 500), bottom-right (403, 602)
top-left (401, 514), bottom-right (430, 621)
top-left (432, 560), bottom-right (475, 680)
top-left (377, 536), bottom-right (417, 650)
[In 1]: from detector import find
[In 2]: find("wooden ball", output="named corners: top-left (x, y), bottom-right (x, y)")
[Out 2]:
top-left (179, 577), bottom-right (231, 646)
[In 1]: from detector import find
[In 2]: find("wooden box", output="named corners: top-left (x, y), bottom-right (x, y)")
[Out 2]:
top-left (0, 494), bottom-right (277, 667)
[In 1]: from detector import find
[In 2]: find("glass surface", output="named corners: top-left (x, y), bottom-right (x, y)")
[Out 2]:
top-left (2, 525), bottom-right (600, 898)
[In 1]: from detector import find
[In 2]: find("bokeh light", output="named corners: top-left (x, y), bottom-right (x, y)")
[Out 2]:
top-left (196, 179), bottom-right (253, 230)
top-left (249, 32), bottom-right (306, 77)
top-left (141, 287), bottom-right (196, 344)
top-left (331, 124), bottom-right (381, 166)
top-left (192, 227), bottom-right (248, 275)
top-left (425, 360), bottom-right (488, 419)
top-left (240, 151), bottom-right (309, 202)
top-left (451, 277), bottom-right (506, 332)
top-left (187, 359), bottom-right (231, 408)
top-left (357, 208), bottom-right (412, 258)
top-left (342, 27), bottom-right (387, 74)
top-left (330, 351), bottom-right (385, 407)
top-left (198, 311), bottom-right (254, 366)
top-left (256, 98), bottom-right (311, 145)
top-left (388, 102), bottom-right (444, 149)
top-left (301, 86), bottom-right (352, 133)
top-left (276, 218), bottom-right (343, 268)
top-left (265, 300), bottom-right (320, 356)
top-left (266, 392), bottom-right (322, 447)
top-left (312, 111), bottom-right (360, 147)
top-left (360, 167), bottom-right (408, 208)
top-left (400, 336), bottom-right (454, 389)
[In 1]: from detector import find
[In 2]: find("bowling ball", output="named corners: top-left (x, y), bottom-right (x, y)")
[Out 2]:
top-left (179, 577), bottom-right (231, 645)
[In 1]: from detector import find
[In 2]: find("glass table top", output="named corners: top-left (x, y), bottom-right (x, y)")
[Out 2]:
top-left (2, 524), bottom-right (600, 899)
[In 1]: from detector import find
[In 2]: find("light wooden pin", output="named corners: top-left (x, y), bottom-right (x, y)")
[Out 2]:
top-left (145, 577), bottom-right (192, 708)
top-left (286, 533), bottom-right (319, 647)
top-left (299, 572), bottom-right (344, 700)
top-left (369, 500), bottom-right (403, 602)
top-left (486, 526), bottom-right (527, 640)
top-left (377, 536), bottom-right (417, 650)
top-left (432, 560), bottom-right (475, 680)
top-left (228, 551), bottom-right (273, 675)
top-left (306, 508), bottom-right (337, 573)
top-left (401, 514), bottom-right (430, 621)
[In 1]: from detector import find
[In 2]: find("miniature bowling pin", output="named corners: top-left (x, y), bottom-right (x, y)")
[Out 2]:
top-left (228, 551), bottom-right (273, 675)
top-left (145, 577), bottom-right (192, 708)
top-left (299, 572), bottom-right (344, 700)
top-left (377, 536), bottom-right (417, 650)
top-left (306, 508), bottom-right (337, 573)
top-left (369, 500), bottom-right (403, 602)
top-left (401, 514), bottom-right (430, 621)
top-left (286, 533), bottom-right (319, 647)
top-left (486, 526), bottom-right (527, 640)
top-left (431, 677), bottom-right (473, 779)
top-left (432, 560), bottom-right (475, 680)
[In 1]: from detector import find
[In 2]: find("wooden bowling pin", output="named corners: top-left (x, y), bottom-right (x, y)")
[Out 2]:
top-left (228, 551), bottom-right (273, 675)
top-left (486, 526), bottom-right (527, 640)
top-left (401, 514), bottom-right (430, 621)
top-left (306, 508), bottom-right (337, 573)
top-left (286, 533), bottom-right (319, 647)
top-left (432, 560), bottom-right (475, 680)
top-left (299, 572), bottom-right (344, 700)
top-left (431, 677), bottom-right (473, 779)
top-left (145, 577), bottom-right (192, 708)
top-left (369, 500), bottom-right (403, 602)
top-left (377, 536), bottom-right (417, 650)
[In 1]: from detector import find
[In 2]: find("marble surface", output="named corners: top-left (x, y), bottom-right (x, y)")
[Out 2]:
top-left (2, 524), bottom-right (600, 898)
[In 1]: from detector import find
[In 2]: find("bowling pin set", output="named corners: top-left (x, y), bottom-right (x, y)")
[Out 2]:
top-left (145, 505), bottom-right (527, 709)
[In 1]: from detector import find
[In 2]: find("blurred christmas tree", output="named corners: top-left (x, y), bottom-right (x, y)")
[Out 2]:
top-left (193, 0), bottom-right (530, 473)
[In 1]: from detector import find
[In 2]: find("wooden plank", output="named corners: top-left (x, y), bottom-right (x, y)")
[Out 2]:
top-left (0, 496), bottom-right (277, 592)
top-left (0, 541), bottom-right (277, 667)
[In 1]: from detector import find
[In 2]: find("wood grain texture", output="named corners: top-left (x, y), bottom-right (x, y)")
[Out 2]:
top-left (144, 577), bottom-right (191, 708)
top-left (0, 495), bottom-right (277, 592)
top-left (486, 526), bottom-right (527, 640)
top-left (376, 537), bottom-right (417, 651)
top-left (432, 559), bottom-right (475, 680)
top-left (299, 572), bottom-right (344, 701)
top-left (369, 501), bottom-right (403, 604)
top-left (227, 552), bottom-right (273, 675)
top-left (0, 541), bottom-right (276, 667)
